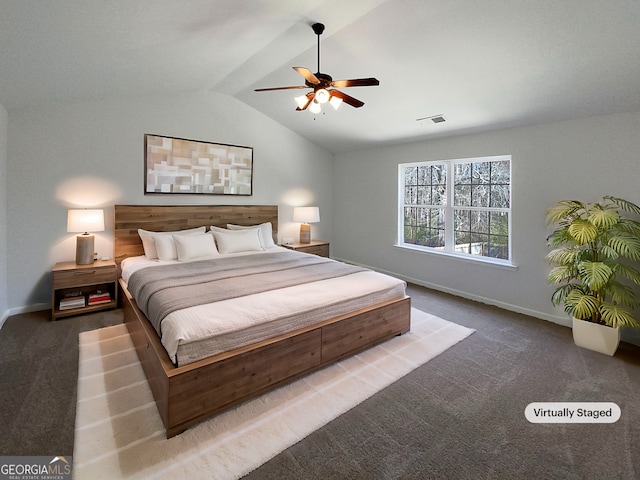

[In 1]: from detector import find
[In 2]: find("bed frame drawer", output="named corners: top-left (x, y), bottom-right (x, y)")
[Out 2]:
top-left (321, 296), bottom-right (411, 364)
top-left (168, 329), bottom-right (322, 431)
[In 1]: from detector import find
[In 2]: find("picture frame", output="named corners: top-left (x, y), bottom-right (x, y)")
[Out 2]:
top-left (144, 134), bottom-right (253, 195)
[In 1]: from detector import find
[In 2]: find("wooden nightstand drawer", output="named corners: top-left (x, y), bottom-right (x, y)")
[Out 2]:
top-left (298, 244), bottom-right (329, 257)
top-left (281, 241), bottom-right (330, 258)
top-left (53, 266), bottom-right (116, 288)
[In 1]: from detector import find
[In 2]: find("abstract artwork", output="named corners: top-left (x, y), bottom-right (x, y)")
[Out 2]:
top-left (144, 134), bottom-right (253, 195)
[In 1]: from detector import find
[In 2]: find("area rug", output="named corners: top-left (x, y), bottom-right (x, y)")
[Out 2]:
top-left (73, 308), bottom-right (474, 479)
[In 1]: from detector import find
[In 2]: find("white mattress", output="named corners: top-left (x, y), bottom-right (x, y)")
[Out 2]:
top-left (121, 248), bottom-right (407, 366)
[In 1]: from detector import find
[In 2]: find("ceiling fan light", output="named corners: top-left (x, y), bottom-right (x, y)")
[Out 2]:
top-left (294, 94), bottom-right (309, 109)
top-left (309, 100), bottom-right (321, 114)
top-left (315, 88), bottom-right (330, 104)
top-left (329, 95), bottom-right (343, 110)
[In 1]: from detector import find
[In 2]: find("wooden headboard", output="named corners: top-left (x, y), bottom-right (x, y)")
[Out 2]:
top-left (114, 204), bottom-right (279, 264)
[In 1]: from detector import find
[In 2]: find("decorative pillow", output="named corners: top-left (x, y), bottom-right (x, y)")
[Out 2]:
top-left (173, 233), bottom-right (219, 261)
top-left (212, 228), bottom-right (263, 254)
top-left (138, 226), bottom-right (206, 260)
top-left (227, 222), bottom-right (276, 249)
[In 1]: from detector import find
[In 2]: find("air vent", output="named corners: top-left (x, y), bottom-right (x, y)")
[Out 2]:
top-left (417, 115), bottom-right (446, 126)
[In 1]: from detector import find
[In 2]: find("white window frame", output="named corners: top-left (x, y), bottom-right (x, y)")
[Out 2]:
top-left (397, 155), bottom-right (513, 266)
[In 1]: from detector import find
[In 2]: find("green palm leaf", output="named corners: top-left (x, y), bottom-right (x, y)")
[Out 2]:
top-left (545, 201), bottom-right (585, 224)
top-left (547, 227), bottom-right (573, 248)
top-left (578, 261), bottom-right (612, 290)
top-left (551, 284), bottom-right (582, 307)
top-left (607, 281), bottom-right (638, 308)
top-left (614, 219), bottom-right (640, 236)
top-left (608, 233), bottom-right (640, 261)
top-left (546, 247), bottom-right (580, 266)
top-left (548, 266), bottom-right (576, 285)
top-left (588, 206), bottom-right (619, 230)
top-left (598, 244), bottom-right (619, 260)
top-left (604, 196), bottom-right (640, 216)
top-left (599, 304), bottom-right (640, 329)
top-left (565, 290), bottom-right (600, 320)
top-left (568, 219), bottom-right (598, 244)
top-left (612, 263), bottom-right (640, 285)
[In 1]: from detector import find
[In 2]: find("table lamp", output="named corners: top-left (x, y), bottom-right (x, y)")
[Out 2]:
top-left (67, 209), bottom-right (105, 264)
top-left (292, 206), bottom-right (320, 244)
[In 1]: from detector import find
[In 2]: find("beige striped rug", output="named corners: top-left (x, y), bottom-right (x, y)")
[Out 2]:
top-left (73, 308), bottom-right (474, 479)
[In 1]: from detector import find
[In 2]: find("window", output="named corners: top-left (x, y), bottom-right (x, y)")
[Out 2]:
top-left (398, 155), bottom-right (511, 263)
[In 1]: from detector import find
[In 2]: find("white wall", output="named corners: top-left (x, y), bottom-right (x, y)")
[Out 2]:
top-left (333, 111), bottom-right (640, 342)
top-left (6, 90), bottom-right (333, 311)
top-left (0, 102), bottom-right (8, 325)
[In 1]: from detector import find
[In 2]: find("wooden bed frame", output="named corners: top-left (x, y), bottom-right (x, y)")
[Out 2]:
top-left (114, 204), bottom-right (411, 438)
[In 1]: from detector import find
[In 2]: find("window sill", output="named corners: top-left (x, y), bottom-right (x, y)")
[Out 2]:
top-left (394, 243), bottom-right (518, 270)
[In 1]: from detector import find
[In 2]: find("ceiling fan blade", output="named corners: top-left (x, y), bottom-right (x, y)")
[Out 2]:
top-left (293, 67), bottom-right (321, 85)
top-left (331, 77), bottom-right (380, 88)
top-left (255, 85), bottom-right (309, 92)
top-left (330, 90), bottom-right (364, 108)
top-left (295, 92), bottom-right (315, 111)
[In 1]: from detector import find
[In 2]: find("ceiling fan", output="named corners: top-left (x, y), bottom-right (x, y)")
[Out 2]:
top-left (255, 22), bottom-right (379, 113)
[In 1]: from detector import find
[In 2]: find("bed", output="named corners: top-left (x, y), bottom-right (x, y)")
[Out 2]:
top-left (115, 204), bottom-right (411, 438)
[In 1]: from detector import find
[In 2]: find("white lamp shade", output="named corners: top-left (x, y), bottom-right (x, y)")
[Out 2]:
top-left (329, 95), bottom-right (343, 110)
top-left (295, 94), bottom-right (310, 109)
top-left (293, 206), bottom-right (320, 224)
top-left (309, 100), bottom-right (321, 114)
top-left (67, 209), bottom-right (105, 233)
top-left (315, 88), bottom-right (330, 104)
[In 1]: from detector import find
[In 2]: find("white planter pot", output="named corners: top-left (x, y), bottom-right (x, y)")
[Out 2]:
top-left (572, 317), bottom-right (621, 356)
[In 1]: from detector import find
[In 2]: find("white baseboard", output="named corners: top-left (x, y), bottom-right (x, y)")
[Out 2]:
top-left (333, 257), bottom-right (640, 346)
top-left (0, 303), bottom-right (49, 331)
top-left (332, 256), bottom-right (571, 327)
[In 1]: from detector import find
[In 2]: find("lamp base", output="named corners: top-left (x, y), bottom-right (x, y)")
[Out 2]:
top-left (299, 224), bottom-right (311, 244)
top-left (76, 234), bottom-right (95, 265)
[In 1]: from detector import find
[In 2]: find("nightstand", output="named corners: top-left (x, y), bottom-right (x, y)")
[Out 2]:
top-left (51, 259), bottom-right (118, 320)
top-left (281, 240), bottom-right (330, 258)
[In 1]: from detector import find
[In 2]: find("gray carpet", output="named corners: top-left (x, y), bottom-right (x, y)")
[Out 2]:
top-left (0, 307), bottom-right (121, 456)
top-left (1, 284), bottom-right (639, 479)
top-left (242, 287), bottom-right (640, 480)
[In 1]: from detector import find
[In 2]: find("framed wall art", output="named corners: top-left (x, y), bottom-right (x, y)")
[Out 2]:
top-left (144, 134), bottom-right (253, 195)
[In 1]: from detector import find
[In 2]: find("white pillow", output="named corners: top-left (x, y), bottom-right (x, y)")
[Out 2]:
top-left (154, 235), bottom-right (179, 261)
top-left (227, 222), bottom-right (276, 249)
top-left (209, 225), bottom-right (229, 234)
top-left (173, 233), bottom-right (219, 261)
top-left (212, 228), bottom-right (263, 254)
top-left (209, 225), bottom-right (265, 249)
top-left (138, 226), bottom-right (206, 259)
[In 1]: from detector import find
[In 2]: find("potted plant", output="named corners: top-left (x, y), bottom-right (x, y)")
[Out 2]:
top-left (546, 196), bottom-right (640, 355)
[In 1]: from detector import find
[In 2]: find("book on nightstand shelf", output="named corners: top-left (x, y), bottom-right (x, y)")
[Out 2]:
top-left (60, 295), bottom-right (86, 310)
top-left (88, 292), bottom-right (112, 305)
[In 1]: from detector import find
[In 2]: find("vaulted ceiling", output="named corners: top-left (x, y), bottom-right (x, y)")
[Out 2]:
top-left (2, 0), bottom-right (639, 153)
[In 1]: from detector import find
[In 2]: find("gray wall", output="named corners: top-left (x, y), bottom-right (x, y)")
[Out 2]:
top-left (6, 91), bottom-right (333, 312)
top-left (332, 111), bottom-right (640, 343)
